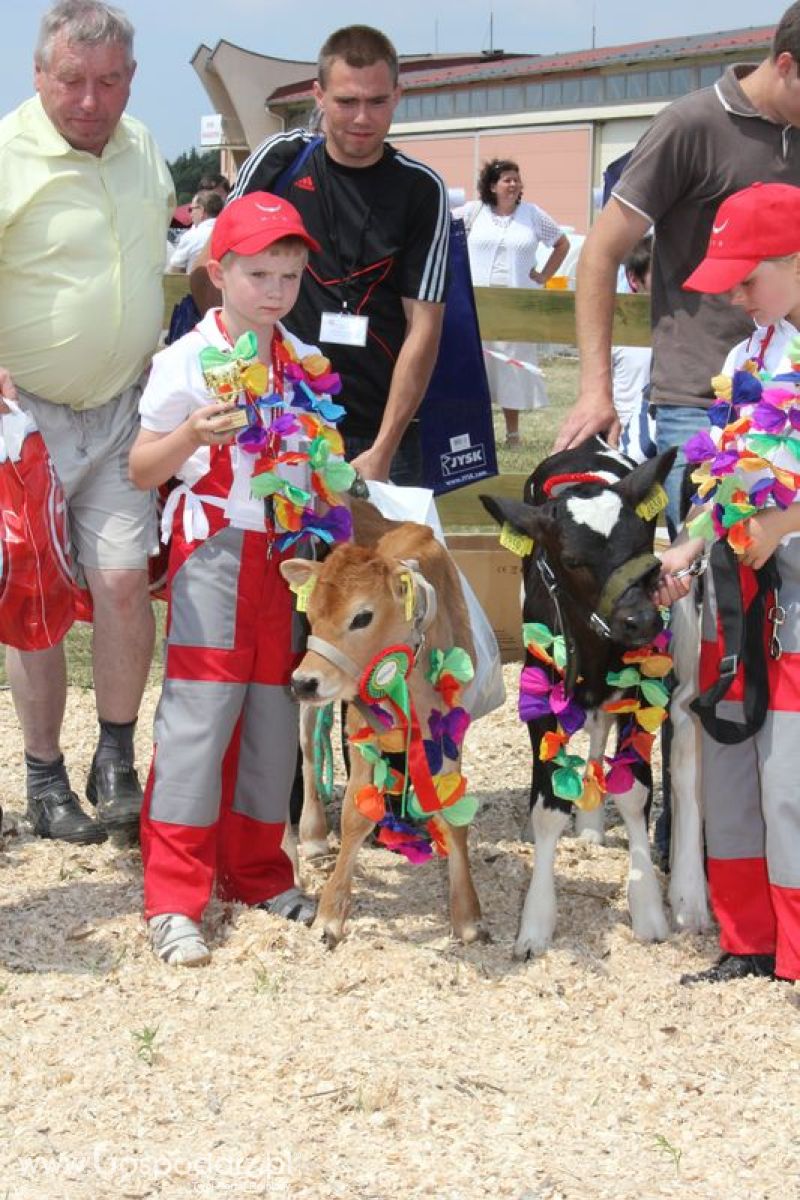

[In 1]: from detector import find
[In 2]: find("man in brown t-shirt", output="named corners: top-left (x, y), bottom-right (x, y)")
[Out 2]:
top-left (557, 1), bottom-right (800, 535)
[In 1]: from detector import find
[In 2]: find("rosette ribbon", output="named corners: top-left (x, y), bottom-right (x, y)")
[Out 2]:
top-left (358, 645), bottom-right (458, 821)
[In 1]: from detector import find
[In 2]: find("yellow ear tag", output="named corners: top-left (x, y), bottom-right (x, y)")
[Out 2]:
top-left (636, 483), bottom-right (668, 522)
top-left (289, 576), bottom-right (316, 613)
top-left (399, 571), bottom-right (416, 622)
top-left (500, 522), bottom-right (534, 557)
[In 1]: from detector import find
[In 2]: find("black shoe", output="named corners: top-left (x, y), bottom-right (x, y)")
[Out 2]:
top-left (680, 952), bottom-right (776, 985)
top-left (86, 760), bottom-right (143, 831)
top-left (26, 787), bottom-right (107, 845)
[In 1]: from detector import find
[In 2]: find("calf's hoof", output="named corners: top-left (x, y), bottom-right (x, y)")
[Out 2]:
top-left (513, 930), bottom-right (552, 960)
top-left (455, 921), bottom-right (491, 945)
top-left (671, 903), bottom-right (713, 935)
top-left (317, 917), bottom-right (345, 952)
top-left (320, 928), bottom-right (341, 952)
top-left (669, 884), bottom-right (713, 934)
top-left (630, 905), bottom-right (670, 943)
top-left (576, 827), bottom-right (605, 847)
top-left (299, 838), bottom-right (331, 861)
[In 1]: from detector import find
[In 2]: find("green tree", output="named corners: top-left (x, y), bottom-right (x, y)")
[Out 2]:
top-left (168, 148), bottom-right (224, 204)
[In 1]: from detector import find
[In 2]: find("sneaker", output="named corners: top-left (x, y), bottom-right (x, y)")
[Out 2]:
top-left (256, 887), bottom-right (316, 926)
top-left (26, 787), bottom-right (107, 845)
top-left (86, 759), bottom-right (143, 831)
top-left (149, 913), bottom-right (210, 967)
top-left (680, 952), bottom-right (775, 985)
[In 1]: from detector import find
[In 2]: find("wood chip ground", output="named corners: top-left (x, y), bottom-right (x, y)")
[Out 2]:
top-left (0, 669), bottom-right (798, 1199)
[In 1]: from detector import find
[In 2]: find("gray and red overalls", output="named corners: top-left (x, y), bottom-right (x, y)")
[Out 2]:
top-left (141, 322), bottom-right (305, 921)
top-left (698, 322), bottom-right (800, 980)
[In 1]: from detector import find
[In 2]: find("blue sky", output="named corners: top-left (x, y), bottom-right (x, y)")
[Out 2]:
top-left (0, 1), bottom-right (787, 160)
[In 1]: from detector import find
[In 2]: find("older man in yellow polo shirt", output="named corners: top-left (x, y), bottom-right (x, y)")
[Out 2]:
top-left (0, 1), bottom-right (174, 844)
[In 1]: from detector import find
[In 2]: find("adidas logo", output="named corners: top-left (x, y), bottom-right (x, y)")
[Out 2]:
top-left (294, 175), bottom-right (315, 192)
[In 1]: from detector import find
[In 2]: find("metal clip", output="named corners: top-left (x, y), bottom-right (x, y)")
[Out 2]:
top-left (536, 555), bottom-right (558, 596)
top-left (769, 601), bottom-right (786, 661)
top-left (589, 611), bottom-right (611, 639)
top-left (671, 552), bottom-right (709, 582)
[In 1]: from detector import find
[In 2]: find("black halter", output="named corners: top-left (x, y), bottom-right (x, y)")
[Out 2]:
top-left (534, 548), bottom-right (661, 693)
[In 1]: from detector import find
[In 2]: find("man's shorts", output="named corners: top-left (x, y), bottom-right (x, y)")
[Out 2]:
top-left (17, 378), bottom-right (157, 572)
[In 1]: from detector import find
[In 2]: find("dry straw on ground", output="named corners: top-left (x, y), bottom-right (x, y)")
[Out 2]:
top-left (1, 667), bottom-right (798, 1200)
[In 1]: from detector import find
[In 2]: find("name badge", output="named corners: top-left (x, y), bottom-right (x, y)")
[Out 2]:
top-left (319, 311), bottom-right (369, 347)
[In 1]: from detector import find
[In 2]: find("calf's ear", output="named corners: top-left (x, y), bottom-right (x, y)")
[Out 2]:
top-left (280, 559), bottom-right (321, 587)
top-left (614, 446), bottom-right (678, 508)
top-left (479, 494), bottom-right (554, 542)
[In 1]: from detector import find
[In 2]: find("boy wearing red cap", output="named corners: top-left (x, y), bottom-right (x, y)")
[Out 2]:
top-left (129, 193), bottom-right (351, 965)
top-left (660, 181), bottom-right (800, 984)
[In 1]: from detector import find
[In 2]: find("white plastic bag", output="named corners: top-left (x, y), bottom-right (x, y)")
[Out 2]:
top-left (365, 481), bottom-right (505, 720)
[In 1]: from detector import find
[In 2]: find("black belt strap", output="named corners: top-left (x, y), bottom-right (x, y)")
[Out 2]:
top-left (690, 540), bottom-right (780, 744)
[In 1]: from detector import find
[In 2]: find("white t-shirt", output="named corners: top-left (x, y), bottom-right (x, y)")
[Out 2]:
top-left (167, 218), bottom-right (216, 273)
top-left (456, 200), bottom-right (563, 290)
top-left (612, 345), bottom-right (652, 428)
top-left (140, 310), bottom-right (325, 532)
top-left (721, 317), bottom-right (799, 377)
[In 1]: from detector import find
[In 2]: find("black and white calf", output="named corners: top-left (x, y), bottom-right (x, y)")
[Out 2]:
top-left (482, 436), bottom-right (677, 958)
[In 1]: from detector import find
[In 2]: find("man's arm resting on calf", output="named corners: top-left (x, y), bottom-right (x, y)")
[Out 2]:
top-left (554, 198), bottom-right (651, 451)
top-left (349, 298), bottom-right (445, 483)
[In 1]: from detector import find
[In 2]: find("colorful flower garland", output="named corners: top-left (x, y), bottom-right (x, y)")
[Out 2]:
top-left (200, 330), bottom-right (355, 551)
top-left (350, 645), bottom-right (479, 863)
top-left (683, 336), bottom-right (800, 555)
top-left (520, 622), bottom-right (672, 809)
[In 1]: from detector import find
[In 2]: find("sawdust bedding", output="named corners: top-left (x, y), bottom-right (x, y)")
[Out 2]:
top-left (0, 667), bottom-right (798, 1200)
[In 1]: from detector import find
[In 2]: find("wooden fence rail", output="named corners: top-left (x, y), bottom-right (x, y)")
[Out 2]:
top-left (163, 277), bottom-right (651, 346)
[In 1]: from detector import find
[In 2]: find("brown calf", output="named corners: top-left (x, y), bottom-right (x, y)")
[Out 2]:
top-left (280, 516), bottom-right (487, 949)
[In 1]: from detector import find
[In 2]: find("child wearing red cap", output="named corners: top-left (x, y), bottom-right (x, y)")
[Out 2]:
top-left (129, 193), bottom-right (353, 966)
top-left (659, 181), bottom-right (800, 985)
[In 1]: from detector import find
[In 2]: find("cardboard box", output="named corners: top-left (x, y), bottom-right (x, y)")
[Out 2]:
top-left (447, 532), bottom-right (523, 663)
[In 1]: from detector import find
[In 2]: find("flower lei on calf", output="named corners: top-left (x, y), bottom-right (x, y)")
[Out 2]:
top-left (519, 622), bottom-right (672, 809)
top-left (350, 645), bottom-right (479, 863)
top-left (200, 331), bottom-right (355, 551)
top-left (683, 336), bottom-right (800, 555)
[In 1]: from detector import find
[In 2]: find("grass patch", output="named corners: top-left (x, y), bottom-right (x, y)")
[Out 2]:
top-left (0, 607), bottom-right (167, 691)
top-left (492, 354), bottom-right (578, 475)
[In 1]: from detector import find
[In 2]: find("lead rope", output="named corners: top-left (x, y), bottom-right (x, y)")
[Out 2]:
top-left (313, 703), bottom-right (335, 806)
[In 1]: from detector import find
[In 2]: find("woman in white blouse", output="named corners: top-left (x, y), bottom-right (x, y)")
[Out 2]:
top-left (458, 160), bottom-right (569, 446)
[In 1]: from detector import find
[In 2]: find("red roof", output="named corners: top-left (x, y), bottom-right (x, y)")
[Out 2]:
top-left (268, 24), bottom-right (774, 104)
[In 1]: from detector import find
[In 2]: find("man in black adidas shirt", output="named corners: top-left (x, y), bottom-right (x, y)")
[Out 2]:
top-left (196, 25), bottom-right (449, 485)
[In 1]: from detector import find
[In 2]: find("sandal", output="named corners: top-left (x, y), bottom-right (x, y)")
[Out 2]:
top-left (257, 887), bottom-right (316, 926)
top-left (149, 913), bottom-right (211, 967)
top-left (505, 432), bottom-right (521, 447)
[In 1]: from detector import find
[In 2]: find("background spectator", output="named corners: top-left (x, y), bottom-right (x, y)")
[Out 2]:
top-left (615, 235), bottom-right (654, 462)
top-left (0, 0), bottom-right (173, 844)
top-left (457, 158), bottom-right (569, 447)
top-left (168, 189), bottom-right (222, 273)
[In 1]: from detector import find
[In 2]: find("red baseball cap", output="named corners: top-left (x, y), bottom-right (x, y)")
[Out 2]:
top-left (683, 182), bottom-right (800, 293)
top-left (210, 191), bottom-right (320, 260)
